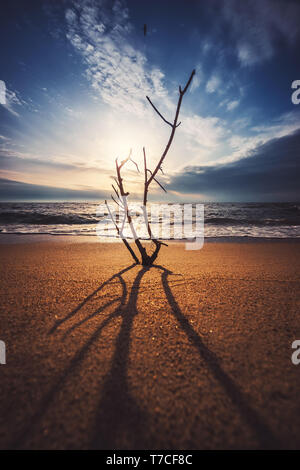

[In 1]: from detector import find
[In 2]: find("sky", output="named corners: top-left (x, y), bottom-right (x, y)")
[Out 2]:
top-left (0, 0), bottom-right (300, 202)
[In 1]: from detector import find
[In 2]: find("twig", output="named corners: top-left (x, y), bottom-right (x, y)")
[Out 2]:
top-left (146, 96), bottom-right (173, 127)
top-left (146, 69), bottom-right (195, 190)
top-left (105, 200), bottom-right (139, 264)
top-left (147, 169), bottom-right (167, 192)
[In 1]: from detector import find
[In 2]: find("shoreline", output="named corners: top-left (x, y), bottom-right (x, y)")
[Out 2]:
top-left (1, 233), bottom-right (300, 244)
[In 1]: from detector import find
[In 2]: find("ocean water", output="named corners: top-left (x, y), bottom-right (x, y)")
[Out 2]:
top-left (0, 202), bottom-right (300, 239)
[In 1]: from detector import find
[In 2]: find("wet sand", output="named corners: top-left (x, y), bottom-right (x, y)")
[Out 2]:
top-left (0, 240), bottom-right (300, 449)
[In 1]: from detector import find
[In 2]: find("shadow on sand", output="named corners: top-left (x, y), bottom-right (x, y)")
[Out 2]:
top-left (10, 263), bottom-right (280, 449)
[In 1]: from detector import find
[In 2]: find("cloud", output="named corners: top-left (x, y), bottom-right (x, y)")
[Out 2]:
top-left (226, 100), bottom-right (239, 111)
top-left (63, 0), bottom-right (229, 171)
top-left (180, 114), bottom-right (227, 150)
top-left (168, 129), bottom-right (300, 201)
top-left (219, 98), bottom-right (240, 111)
top-left (0, 80), bottom-right (30, 117)
top-left (0, 177), bottom-right (108, 201)
top-left (0, 83), bottom-right (21, 117)
top-left (205, 75), bottom-right (221, 93)
top-left (65, 0), bottom-right (168, 116)
top-left (0, 149), bottom-right (111, 174)
top-left (222, 0), bottom-right (300, 66)
top-left (215, 110), bottom-right (300, 166)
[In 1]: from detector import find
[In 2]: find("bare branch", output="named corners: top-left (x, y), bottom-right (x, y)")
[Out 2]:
top-left (112, 177), bottom-right (121, 189)
top-left (115, 155), bottom-right (149, 263)
top-left (107, 69), bottom-right (195, 265)
top-left (119, 148), bottom-right (132, 169)
top-left (130, 157), bottom-right (140, 173)
top-left (147, 169), bottom-right (167, 193)
top-left (154, 178), bottom-right (167, 193)
top-left (146, 96), bottom-right (173, 127)
top-left (119, 149), bottom-right (140, 173)
top-left (143, 147), bottom-right (148, 206)
top-left (146, 69), bottom-right (195, 189)
top-left (182, 69), bottom-right (195, 94)
top-left (112, 183), bottom-right (120, 199)
top-left (105, 200), bottom-right (139, 264)
top-left (111, 194), bottom-right (122, 208)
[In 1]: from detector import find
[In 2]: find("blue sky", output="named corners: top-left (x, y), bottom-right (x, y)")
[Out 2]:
top-left (0, 0), bottom-right (300, 201)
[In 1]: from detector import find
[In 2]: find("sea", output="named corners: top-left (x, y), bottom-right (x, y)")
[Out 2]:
top-left (0, 202), bottom-right (300, 240)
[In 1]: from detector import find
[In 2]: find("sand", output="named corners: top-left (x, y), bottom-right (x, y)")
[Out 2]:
top-left (0, 239), bottom-right (300, 449)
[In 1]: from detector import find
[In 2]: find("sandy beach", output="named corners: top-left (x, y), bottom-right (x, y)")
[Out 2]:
top-left (0, 239), bottom-right (300, 449)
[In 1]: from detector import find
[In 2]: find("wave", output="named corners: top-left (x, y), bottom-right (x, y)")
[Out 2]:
top-left (1, 212), bottom-right (300, 227)
top-left (0, 211), bottom-right (101, 225)
top-left (1, 202), bottom-right (300, 239)
top-left (205, 217), bottom-right (300, 226)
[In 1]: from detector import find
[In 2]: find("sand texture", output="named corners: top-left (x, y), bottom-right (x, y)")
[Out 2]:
top-left (0, 240), bottom-right (300, 449)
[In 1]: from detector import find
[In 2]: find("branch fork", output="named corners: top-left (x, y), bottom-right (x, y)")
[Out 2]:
top-left (106, 69), bottom-right (195, 265)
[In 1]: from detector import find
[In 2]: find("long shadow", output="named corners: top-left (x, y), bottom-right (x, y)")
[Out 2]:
top-left (155, 264), bottom-right (281, 449)
top-left (10, 263), bottom-right (281, 449)
top-left (10, 264), bottom-right (137, 449)
top-left (49, 263), bottom-right (136, 335)
top-left (89, 266), bottom-right (151, 449)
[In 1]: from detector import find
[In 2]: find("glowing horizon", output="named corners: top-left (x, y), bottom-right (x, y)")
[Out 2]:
top-left (1, 0), bottom-right (300, 202)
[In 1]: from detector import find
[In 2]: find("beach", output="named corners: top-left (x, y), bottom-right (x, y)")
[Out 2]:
top-left (0, 239), bottom-right (300, 449)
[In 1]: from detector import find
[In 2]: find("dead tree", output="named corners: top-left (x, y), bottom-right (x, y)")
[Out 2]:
top-left (105, 69), bottom-right (195, 266)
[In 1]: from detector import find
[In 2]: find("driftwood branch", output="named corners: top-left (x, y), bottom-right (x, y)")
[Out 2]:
top-left (146, 69), bottom-right (195, 191)
top-left (146, 96), bottom-right (173, 127)
top-left (115, 158), bottom-right (149, 264)
top-left (146, 169), bottom-right (167, 193)
top-left (111, 194), bottom-right (122, 208)
top-left (108, 69), bottom-right (195, 265)
top-left (105, 200), bottom-right (139, 264)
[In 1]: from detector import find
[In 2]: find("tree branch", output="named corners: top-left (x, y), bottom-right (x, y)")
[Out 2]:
top-left (105, 200), bottom-right (139, 264)
top-left (146, 96), bottom-right (173, 127)
top-left (115, 158), bottom-right (149, 264)
top-left (146, 69), bottom-right (195, 190)
top-left (147, 169), bottom-right (167, 192)
top-left (107, 69), bottom-right (195, 265)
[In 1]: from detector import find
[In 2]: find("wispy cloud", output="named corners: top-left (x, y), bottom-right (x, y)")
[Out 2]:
top-left (213, 109), bottom-right (300, 166)
top-left (63, 0), bottom-right (230, 172)
top-left (64, 0), bottom-right (300, 179)
top-left (205, 75), bottom-right (221, 94)
top-left (226, 100), bottom-right (239, 111)
top-left (0, 81), bottom-right (25, 117)
top-left (190, 65), bottom-right (203, 93)
top-left (180, 114), bottom-right (228, 150)
top-left (222, 0), bottom-right (300, 66)
top-left (65, 0), bottom-right (168, 115)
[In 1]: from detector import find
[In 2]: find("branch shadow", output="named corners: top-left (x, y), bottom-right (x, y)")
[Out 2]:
top-left (10, 262), bottom-right (281, 449)
top-left (49, 263), bottom-right (136, 335)
top-left (89, 265), bottom-right (152, 449)
top-left (155, 264), bottom-right (281, 449)
top-left (10, 263), bottom-right (137, 449)
top-left (90, 264), bottom-right (281, 449)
